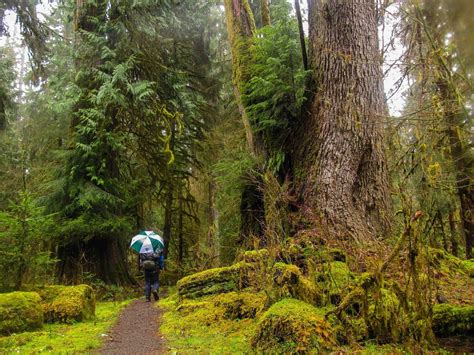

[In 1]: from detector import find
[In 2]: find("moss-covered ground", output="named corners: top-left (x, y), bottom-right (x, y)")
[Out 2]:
top-left (159, 288), bottom-right (258, 353)
top-left (0, 300), bottom-right (131, 353)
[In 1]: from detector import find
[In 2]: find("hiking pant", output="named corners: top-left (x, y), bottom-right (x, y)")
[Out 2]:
top-left (144, 271), bottom-right (159, 299)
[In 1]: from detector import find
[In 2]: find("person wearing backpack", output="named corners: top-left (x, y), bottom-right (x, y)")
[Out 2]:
top-left (140, 251), bottom-right (164, 302)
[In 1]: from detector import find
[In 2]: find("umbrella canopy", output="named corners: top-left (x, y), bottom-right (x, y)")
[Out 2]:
top-left (130, 230), bottom-right (165, 254)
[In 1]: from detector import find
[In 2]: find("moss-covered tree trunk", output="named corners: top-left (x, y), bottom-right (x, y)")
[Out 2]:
top-left (292, 0), bottom-right (391, 242)
top-left (260, 0), bottom-right (270, 26)
top-left (224, 0), bottom-right (266, 244)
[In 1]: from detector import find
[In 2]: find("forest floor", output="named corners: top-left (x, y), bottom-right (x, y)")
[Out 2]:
top-left (100, 298), bottom-right (166, 354)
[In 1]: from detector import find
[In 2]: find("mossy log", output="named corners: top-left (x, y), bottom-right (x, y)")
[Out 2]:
top-left (0, 292), bottom-right (43, 335)
top-left (40, 285), bottom-right (96, 323)
top-left (177, 262), bottom-right (250, 299)
top-left (251, 298), bottom-right (335, 353)
top-left (432, 304), bottom-right (474, 336)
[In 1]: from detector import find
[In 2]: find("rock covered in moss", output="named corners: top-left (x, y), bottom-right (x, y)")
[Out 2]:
top-left (0, 291), bottom-right (43, 335)
top-left (42, 284), bottom-right (95, 323)
top-left (213, 291), bottom-right (266, 319)
top-left (251, 298), bottom-right (335, 353)
top-left (177, 262), bottom-right (250, 299)
top-left (273, 262), bottom-right (321, 305)
top-left (432, 304), bottom-right (474, 336)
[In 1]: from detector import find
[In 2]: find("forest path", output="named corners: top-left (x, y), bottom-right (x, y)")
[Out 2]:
top-left (100, 298), bottom-right (166, 354)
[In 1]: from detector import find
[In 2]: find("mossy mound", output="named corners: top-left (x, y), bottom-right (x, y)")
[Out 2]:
top-left (273, 262), bottom-right (321, 305)
top-left (251, 298), bottom-right (335, 353)
top-left (0, 291), bottom-right (43, 335)
top-left (177, 262), bottom-right (249, 299)
top-left (42, 285), bottom-right (95, 323)
top-left (213, 291), bottom-right (266, 319)
top-left (432, 304), bottom-right (474, 336)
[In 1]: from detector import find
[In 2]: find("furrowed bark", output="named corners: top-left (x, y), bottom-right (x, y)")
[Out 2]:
top-left (293, 0), bottom-right (391, 242)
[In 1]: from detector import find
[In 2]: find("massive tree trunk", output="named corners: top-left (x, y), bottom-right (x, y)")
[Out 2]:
top-left (293, 0), bottom-right (391, 242)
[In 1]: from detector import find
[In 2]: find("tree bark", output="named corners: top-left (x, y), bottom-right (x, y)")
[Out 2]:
top-left (293, 0), bottom-right (391, 242)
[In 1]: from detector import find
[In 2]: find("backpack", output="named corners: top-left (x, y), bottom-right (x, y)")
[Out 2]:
top-left (142, 254), bottom-right (156, 270)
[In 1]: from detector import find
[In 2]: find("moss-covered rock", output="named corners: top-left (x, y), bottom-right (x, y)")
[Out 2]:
top-left (0, 292), bottom-right (43, 335)
top-left (272, 262), bottom-right (321, 305)
top-left (213, 291), bottom-right (266, 320)
top-left (42, 285), bottom-right (95, 323)
top-left (432, 304), bottom-right (474, 336)
top-left (251, 298), bottom-right (335, 353)
top-left (177, 262), bottom-right (250, 299)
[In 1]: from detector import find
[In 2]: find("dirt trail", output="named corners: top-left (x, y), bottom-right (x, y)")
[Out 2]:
top-left (100, 298), bottom-right (166, 354)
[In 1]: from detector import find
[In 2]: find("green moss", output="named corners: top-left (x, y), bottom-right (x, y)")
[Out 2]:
top-left (213, 291), bottom-right (266, 320)
top-left (461, 259), bottom-right (474, 278)
top-left (0, 300), bottom-right (130, 353)
top-left (251, 298), bottom-right (336, 353)
top-left (33, 285), bottom-right (68, 304)
top-left (42, 285), bottom-right (95, 323)
top-left (432, 304), bottom-right (474, 336)
top-left (367, 288), bottom-right (406, 342)
top-left (272, 262), bottom-right (321, 305)
top-left (315, 261), bottom-right (354, 305)
top-left (160, 289), bottom-right (256, 353)
top-left (177, 262), bottom-right (250, 299)
top-left (430, 248), bottom-right (472, 277)
top-left (238, 248), bottom-right (269, 264)
top-left (0, 292), bottom-right (43, 335)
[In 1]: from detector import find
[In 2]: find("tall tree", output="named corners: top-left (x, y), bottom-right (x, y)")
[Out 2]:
top-left (293, 0), bottom-right (391, 242)
top-left (224, 0), bottom-right (266, 244)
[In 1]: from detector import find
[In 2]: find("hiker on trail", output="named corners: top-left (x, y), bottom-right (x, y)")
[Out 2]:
top-left (140, 251), bottom-right (165, 302)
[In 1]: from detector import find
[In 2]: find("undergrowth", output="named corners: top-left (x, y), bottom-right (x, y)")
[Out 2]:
top-left (0, 300), bottom-right (131, 353)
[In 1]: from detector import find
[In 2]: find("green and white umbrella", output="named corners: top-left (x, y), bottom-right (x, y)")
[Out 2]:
top-left (130, 230), bottom-right (165, 254)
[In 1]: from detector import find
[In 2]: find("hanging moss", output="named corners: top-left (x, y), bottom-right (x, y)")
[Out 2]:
top-left (432, 304), bottom-right (474, 336)
top-left (177, 262), bottom-right (250, 299)
top-left (367, 288), bottom-right (408, 342)
top-left (315, 261), bottom-right (355, 306)
top-left (272, 262), bottom-right (321, 305)
top-left (251, 298), bottom-right (336, 353)
top-left (42, 285), bottom-right (95, 323)
top-left (0, 291), bottom-right (43, 335)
